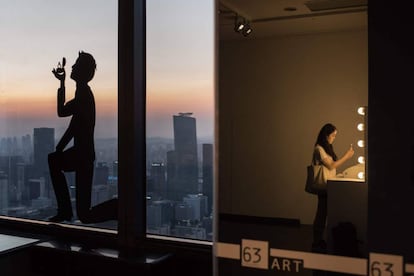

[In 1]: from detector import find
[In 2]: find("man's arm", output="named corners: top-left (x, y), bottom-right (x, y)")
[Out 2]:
top-left (57, 87), bottom-right (75, 117)
top-left (52, 58), bottom-right (73, 117)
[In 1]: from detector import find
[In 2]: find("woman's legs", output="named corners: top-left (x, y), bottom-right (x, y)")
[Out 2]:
top-left (313, 193), bottom-right (327, 245)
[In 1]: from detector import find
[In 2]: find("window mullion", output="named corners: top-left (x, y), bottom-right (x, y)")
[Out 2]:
top-left (118, 0), bottom-right (146, 249)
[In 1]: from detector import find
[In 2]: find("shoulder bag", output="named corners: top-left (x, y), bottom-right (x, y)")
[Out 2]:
top-left (305, 162), bottom-right (328, 194)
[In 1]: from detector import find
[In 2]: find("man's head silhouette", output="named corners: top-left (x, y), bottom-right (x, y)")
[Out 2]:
top-left (70, 51), bottom-right (96, 83)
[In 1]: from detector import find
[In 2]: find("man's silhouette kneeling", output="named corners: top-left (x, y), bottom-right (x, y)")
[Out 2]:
top-left (48, 51), bottom-right (117, 223)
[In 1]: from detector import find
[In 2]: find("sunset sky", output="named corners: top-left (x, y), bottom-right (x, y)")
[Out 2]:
top-left (0, 0), bottom-right (214, 139)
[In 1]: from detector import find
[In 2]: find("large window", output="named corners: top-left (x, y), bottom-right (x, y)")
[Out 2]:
top-left (146, 0), bottom-right (215, 241)
top-left (0, 0), bottom-right (216, 244)
top-left (0, 0), bottom-right (118, 230)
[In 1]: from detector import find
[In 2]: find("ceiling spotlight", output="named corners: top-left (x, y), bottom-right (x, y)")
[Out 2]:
top-left (234, 15), bottom-right (252, 37)
top-left (234, 16), bottom-right (245, 33)
top-left (242, 24), bottom-right (252, 36)
top-left (235, 22), bottom-right (245, 32)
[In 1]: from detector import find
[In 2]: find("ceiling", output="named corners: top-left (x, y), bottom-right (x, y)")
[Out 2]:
top-left (218, 0), bottom-right (368, 40)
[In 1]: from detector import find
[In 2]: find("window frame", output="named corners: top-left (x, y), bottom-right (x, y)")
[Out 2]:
top-left (117, 0), bottom-right (146, 248)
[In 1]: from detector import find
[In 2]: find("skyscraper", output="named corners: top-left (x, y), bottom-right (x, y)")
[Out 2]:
top-left (0, 172), bottom-right (8, 214)
top-left (33, 128), bottom-right (55, 176)
top-left (183, 194), bottom-right (208, 222)
top-left (93, 162), bottom-right (109, 186)
top-left (0, 155), bottom-right (24, 205)
top-left (202, 143), bottom-right (213, 214)
top-left (150, 162), bottom-right (167, 199)
top-left (33, 128), bottom-right (55, 198)
top-left (167, 113), bottom-right (198, 200)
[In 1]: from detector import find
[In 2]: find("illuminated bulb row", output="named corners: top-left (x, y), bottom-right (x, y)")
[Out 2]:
top-left (357, 106), bottom-right (366, 179)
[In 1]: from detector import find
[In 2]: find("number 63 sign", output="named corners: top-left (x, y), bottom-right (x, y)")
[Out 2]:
top-left (241, 239), bottom-right (269, 270)
top-left (369, 253), bottom-right (403, 276)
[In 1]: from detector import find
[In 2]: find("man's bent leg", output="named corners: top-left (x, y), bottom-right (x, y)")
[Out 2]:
top-left (75, 161), bottom-right (94, 223)
top-left (48, 150), bottom-right (75, 222)
top-left (76, 161), bottom-right (118, 224)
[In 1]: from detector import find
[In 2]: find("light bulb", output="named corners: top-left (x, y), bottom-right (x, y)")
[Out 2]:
top-left (358, 156), bottom-right (365, 164)
top-left (358, 172), bottom-right (365, 179)
top-left (357, 107), bottom-right (365, 115)
top-left (357, 123), bottom-right (364, 131)
top-left (357, 140), bottom-right (364, 148)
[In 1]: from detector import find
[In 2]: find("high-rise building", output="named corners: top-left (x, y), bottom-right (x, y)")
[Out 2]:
top-left (183, 194), bottom-right (208, 222)
top-left (21, 134), bottom-right (32, 163)
top-left (167, 113), bottom-right (199, 200)
top-left (147, 203), bottom-right (163, 228)
top-left (149, 162), bottom-right (166, 198)
top-left (28, 177), bottom-right (45, 200)
top-left (147, 199), bottom-right (174, 229)
top-left (0, 155), bottom-right (24, 205)
top-left (202, 143), bottom-right (213, 214)
top-left (0, 172), bottom-right (8, 214)
top-left (112, 161), bottom-right (118, 178)
top-left (33, 128), bottom-right (54, 198)
top-left (33, 128), bottom-right (54, 176)
top-left (93, 162), bottom-right (109, 186)
top-left (173, 113), bottom-right (198, 155)
top-left (92, 185), bottom-right (109, 206)
top-left (174, 202), bottom-right (194, 221)
top-left (16, 162), bottom-right (25, 202)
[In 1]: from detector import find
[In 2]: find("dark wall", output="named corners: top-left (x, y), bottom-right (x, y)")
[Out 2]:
top-left (368, 2), bottom-right (414, 261)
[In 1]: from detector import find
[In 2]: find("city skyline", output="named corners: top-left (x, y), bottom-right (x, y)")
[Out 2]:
top-left (0, 112), bottom-right (213, 240)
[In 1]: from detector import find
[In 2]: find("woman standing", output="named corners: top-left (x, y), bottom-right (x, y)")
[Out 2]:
top-left (312, 123), bottom-right (354, 252)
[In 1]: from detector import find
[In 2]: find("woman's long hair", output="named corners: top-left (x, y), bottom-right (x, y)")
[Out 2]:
top-left (315, 123), bottom-right (338, 161)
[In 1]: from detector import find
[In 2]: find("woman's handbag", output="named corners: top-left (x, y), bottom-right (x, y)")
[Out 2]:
top-left (305, 163), bottom-right (328, 194)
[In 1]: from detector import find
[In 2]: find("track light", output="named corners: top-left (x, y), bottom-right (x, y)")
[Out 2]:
top-left (234, 15), bottom-right (252, 37)
top-left (235, 22), bottom-right (245, 32)
top-left (242, 23), bottom-right (252, 36)
top-left (234, 16), bottom-right (244, 32)
top-left (235, 22), bottom-right (245, 33)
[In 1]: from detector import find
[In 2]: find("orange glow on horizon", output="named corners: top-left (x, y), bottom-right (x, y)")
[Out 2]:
top-left (0, 86), bottom-right (117, 117)
top-left (147, 80), bottom-right (213, 116)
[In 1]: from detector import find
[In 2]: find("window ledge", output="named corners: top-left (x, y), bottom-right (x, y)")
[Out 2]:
top-left (31, 239), bottom-right (174, 275)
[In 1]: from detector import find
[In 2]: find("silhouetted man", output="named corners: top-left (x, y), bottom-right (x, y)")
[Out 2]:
top-left (48, 51), bottom-right (117, 223)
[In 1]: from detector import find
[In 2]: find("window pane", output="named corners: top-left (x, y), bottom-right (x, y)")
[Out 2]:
top-left (0, 1), bottom-right (118, 230)
top-left (146, 0), bottom-right (215, 241)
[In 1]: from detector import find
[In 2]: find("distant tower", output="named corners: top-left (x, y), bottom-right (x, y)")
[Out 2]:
top-left (33, 128), bottom-right (55, 198)
top-left (202, 143), bottom-right (213, 214)
top-left (0, 155), bottom-right (24, 205)
top-left (21, 134), bottom-right (32, 163)
top-left (0, 172), bottom-right (8, 214)
top-left (33, 128), bottom-right (54, 176)
top-left (150, 162), bottom-right (167, 198)
top-left (93, 162), bottom-right (109, 186)
top-left (112, 161), bottom-right (118, 178)
top-left (183, 194), bottom-right (208, 221)
top-left (167, 113), bottom-right (198, 200)
top-left (16, 162), bottom-right (25, 202)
